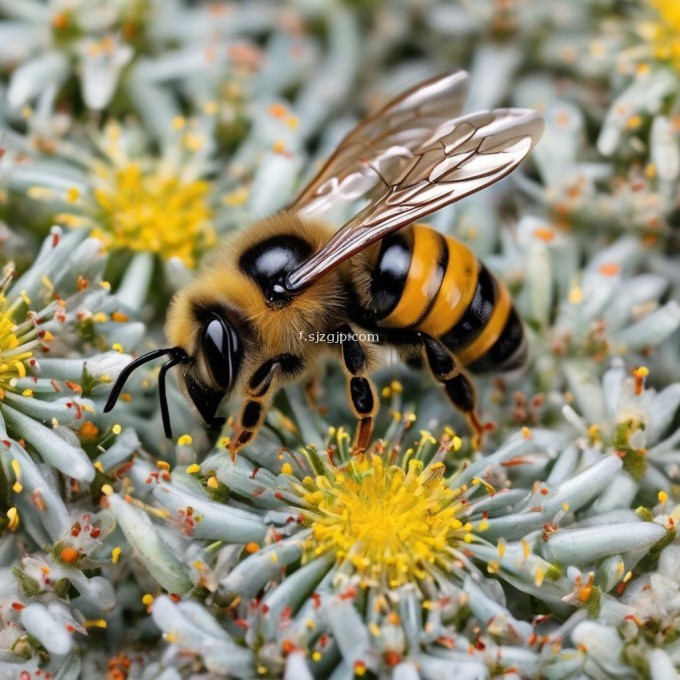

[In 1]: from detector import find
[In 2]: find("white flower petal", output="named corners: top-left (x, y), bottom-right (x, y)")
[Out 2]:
top-left (7, 51), bottom-right (68, 108)
top-left (0, 403), bottom-right (95, 481)
top-left (284, 652), bottom-right (315, 680)
top-left (543, 522), bottom-right (666, 564)
top-left (153, 482), bottom-right (267, 544)
top-left (610, 301), bottom-right (680, 352)
top-left (80, 41), bottom-right (133, 111)
top-left (107, 493), bottom-right (192, 594)
top-left (20, 603), bottom-right (73, 656)
top-left (651, 116), bottom-right (680, 182)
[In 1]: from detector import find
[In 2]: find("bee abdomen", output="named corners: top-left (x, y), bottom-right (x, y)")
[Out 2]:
top-left (369, 223), bottom-right (526, 373)
top-left (371, 224), bottom-right (446, 323)
top-left (435, 256), bottom-right (527, 374)
top-left (463, 305), bottom-right (527, 373)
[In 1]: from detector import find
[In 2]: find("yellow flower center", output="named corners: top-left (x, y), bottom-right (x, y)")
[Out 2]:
top-left (652, 0), bottom-right (680, 28)
top-left (86, 162), bottom-right (216, 268)
top-left (645, 0), bottom-right (680, 68)
top-left (0, 300), bottom-right (32, 397)
top-left (298, 454), bottom-right (473, 587)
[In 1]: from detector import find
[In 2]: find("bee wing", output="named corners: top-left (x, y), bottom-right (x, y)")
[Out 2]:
top-left (290, 71), bottom-right (470, 216)
top-left (285, 108), bottom-right (544, 292)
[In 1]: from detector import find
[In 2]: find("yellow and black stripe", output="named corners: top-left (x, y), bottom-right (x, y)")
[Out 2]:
top-left (370, 223), bottom-right (526, 372)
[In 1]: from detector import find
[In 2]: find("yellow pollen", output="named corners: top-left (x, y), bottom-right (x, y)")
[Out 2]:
top-left (521, 538), bottom-right (531, 559)
top-left (186, 464), bottom-right (201, 474)
top-left (142, 593), bottom-right (155, 606)
top-left (626, 115), bottom-right (643, 129)
top-left (177, 434), bottom-right (193, 446)
top-left (6, 507), bottom-right (19, 531)
top-left (222, 187), bottom-right (249, 207)
top-left (298, 454), bottom-right (468, 586)
top-left (111, 547), bottom-right (122, 564)
top-left (63, 161), bottom-right (215, 268)
top-left (568, 286), bottom-right (583, 304)
top-left (0, 302), bottom-right (33, 393)
top-left (534, 566), bottom-right (545, 587)
top-left (203, 101), bottom-right (218, 115)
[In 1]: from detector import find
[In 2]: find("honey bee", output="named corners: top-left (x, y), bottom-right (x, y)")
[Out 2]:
top-left (104, 72), bottom-right (543, 456)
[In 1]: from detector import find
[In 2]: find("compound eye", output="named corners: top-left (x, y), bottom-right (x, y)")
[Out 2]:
top-left (202, 315), bottom-right (240, 390)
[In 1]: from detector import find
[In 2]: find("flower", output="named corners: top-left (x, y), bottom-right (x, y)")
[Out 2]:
top-left (0, 229), bottom-right (161, 675)
top-left (561, 359), bottom-right (680, 493)
top-left (296, 448), bottom-right (472, 588)
top-left (3, 117), bottom-right (219, 269)
top-left (0, 0), bottom-right (148, 111)
top-left (637, 0), bottom-right (680, 71)
top-left (89, 400), bottom-right (668, 678)
top-left (0, 228), bottom-right (145, 472)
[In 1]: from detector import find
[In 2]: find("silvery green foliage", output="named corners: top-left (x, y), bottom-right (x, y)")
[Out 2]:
top-left (0, 1), bottom-right (679, 679)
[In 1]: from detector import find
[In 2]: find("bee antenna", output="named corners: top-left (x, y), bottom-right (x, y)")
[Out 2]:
top-left (158, 355), bottom-right (184, 439)
top-left (103, 347), bottom-right (186, 414)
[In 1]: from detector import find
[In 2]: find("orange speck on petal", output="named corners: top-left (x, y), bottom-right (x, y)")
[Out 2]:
top-left (598, 263), bottom-right (620, 276)
top-left (60, 547), bottom-right (79, 564)
top-left (79, 421), bottom-right (99, 440)
top-left (533, 227), bottom-right (555, 242)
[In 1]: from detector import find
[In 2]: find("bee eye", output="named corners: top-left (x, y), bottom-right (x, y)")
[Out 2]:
top-left (202, 315), bottom-right (240, 390)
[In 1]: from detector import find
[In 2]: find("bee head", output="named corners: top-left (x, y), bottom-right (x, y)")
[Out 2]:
top-left (103, 310), bottom-right (245, 439)
top-left (182, 310), bottom-right (244, 428)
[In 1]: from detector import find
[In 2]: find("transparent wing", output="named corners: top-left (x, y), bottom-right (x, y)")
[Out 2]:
top-left (290, 71), bottom-right (470, 216)
top-left (285, 107), bottom-right (544, 292)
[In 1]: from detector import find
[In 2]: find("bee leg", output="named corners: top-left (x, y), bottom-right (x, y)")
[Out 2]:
top-left (227, 359), bottom-right (280, 461)
top-left (418, 333), bottom-right (486, 449)
top-left (336, 324), bottom-right (378, 455)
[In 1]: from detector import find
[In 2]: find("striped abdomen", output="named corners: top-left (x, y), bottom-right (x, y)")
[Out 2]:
top-left (365, 223), bottom-right (526, 372)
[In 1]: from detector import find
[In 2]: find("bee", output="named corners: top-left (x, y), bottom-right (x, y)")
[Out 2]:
top-left (104, 71), bottom-right (543, 456)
